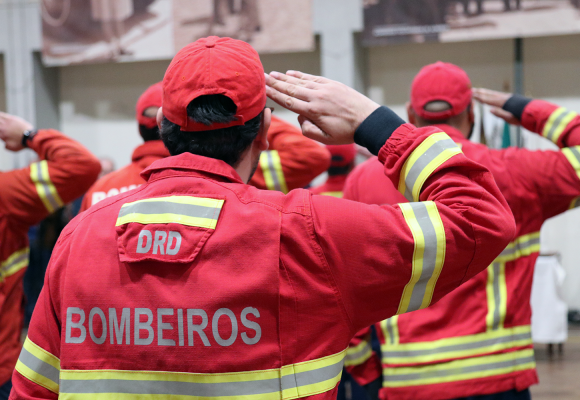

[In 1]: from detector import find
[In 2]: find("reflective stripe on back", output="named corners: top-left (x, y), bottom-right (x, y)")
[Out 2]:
top-left (116, 196), bottom-right (224, 229)
top-left (397, 202), bottom-right (446, 314)
top-left (398, 132), bottom-right (462, 202)
top-left (486, 262), bottom-right (507, 331)
top-left (58, 349), bottom-right (345, 399)
top-left (0, 247), bottom-right (29, 282)
top-left (259, 150), bottom-right (288, 193)
top-left (15, 337), bottom-right (60, 394)
top-left (30, 160), bottom-right (64, 213)
top-left (542, 107), bottom-right (578, 144)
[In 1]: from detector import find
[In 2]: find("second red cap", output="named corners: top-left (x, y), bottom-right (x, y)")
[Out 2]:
top-left (136, 82), bottom-right (163, 129)
top-left (162, 36), bottom-right (266, 132)
top-left (411, 61), bottom-right (472, 121)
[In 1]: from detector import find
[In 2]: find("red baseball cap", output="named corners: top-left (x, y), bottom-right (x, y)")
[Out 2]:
top-left (411, 62), bottom-right (472, 121)
top-left (162, 36), bottom-right (266, 131)
top-left (327, 144), bottom-right (356, 168)
top-left (136, 82), bottom-right (163, 129)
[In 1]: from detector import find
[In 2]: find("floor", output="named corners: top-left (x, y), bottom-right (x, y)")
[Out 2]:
top-left (530, 325), bottom-right (580, 400)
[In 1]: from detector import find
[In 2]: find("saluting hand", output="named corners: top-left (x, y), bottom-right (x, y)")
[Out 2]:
top-left (265, 71), bottom-right (380, 145)
top-left (0, 112), bottom-right (33, 152)
top-left (473, 88), bottom-right (521, 126)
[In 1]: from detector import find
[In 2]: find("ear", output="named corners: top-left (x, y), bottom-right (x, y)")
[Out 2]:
top-left (406, 102), bottom-right (416, 125)
top-left (468, 101), bottom-right (475, 124)
top-left (255, 108), bottom-right (271, 151)
top-left (156, 107), bottom-right (164, 129)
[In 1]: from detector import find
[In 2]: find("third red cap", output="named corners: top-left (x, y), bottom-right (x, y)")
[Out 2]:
top-left (162, 36), bottom-right (266, 132)
top-left (136, 82), bottom-right (163, 129)
top-left (327, 144), bottom-right (356, 168)
top-left (411, 62), bottom-right (472, 121)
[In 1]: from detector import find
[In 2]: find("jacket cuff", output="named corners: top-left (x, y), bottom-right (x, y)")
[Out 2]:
top-left (354, 106), bottom-right (406, 156)
top-left (502, 94), bottom-right (533, 121)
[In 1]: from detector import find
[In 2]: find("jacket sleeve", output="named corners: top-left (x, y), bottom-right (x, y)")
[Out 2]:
top-left (310, 111), bottom-right (515, 333)
top-left (503, 98), bottom-right (580, 218)
top-left (0, 129), bottom-right (101, 226)
top-left (345, 326), bottom-right (382, 387)
top-left (9, 222), bottom-right (78, 400)
top-left (249, 116), bottom-right (331, 192)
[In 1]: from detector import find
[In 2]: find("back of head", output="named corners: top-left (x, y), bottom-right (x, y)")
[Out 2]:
top-left (327, 144), bottom-right (356, 176)
top-left (160, 36), bottom-right (266, 167)
top-left (410, 62), bottom-right (472, 128)
top-left (136, 82), bottom-right (163, 142)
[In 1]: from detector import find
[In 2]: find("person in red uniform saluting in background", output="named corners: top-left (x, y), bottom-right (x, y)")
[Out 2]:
top-left (343, 62), bottom-right (580, 400)
top-left (0, 112), bottom-right (100, 399)
top-left (10, 38), bottom-right (514, 400)
top-left (310, 144), bottom-right (356, 198)
top-left (81, 82), bottom-right (170, 211)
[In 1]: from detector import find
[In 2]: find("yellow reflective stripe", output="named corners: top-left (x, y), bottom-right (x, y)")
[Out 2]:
top-left (30, 160), bottom-right (64, 213)
top-left (380, 325), bottom-right (531, 365)
top-left (344, 339), bottom-right (373, 367)
top-left (15, 337), bottom-right (60, 393)
top-left (381, 316), bottom-right (399, 346)
top-left (398, 132), bottom-right (462, 202)
top-left (259, 150), bottom-right (289, 193)
top-left (397, 202), bottom-right (446, 314)
top-left (383, 348), bottom-right (535, 387)
top-left (486, 262), bottom-right (507, 331)
top-left (494, 231), bottom-right (540, 263)
top-left (116, 196), bottom-right (224, 229)
top-left (59, 349), bottom-right (345, 400)
top-left (563, 146), bottom-right (580, 180)
top-left (570, 196), bottom-right (580, 210)
top-left (0, 247), bottom-right (29, 282)
top-left (320, 191), bottom-right (343, 198)
top-left (542, 107), bottom-right (578, 144)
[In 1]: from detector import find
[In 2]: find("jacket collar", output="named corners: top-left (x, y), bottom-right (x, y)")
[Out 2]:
top-left (131, 140), bottom-right (170, 163)
top-left (141, 152), bottom-right (245, 184)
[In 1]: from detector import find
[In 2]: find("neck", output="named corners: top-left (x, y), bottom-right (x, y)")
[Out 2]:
top-left (234, 146), bottom-right (259, 184)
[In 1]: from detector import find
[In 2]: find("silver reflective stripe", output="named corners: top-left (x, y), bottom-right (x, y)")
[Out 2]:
top-left (0, 251), bottom-right (28, 276)
top-left (407, 203), bottom-right (439, 312)
top-left (34, 163), bottom-right (60, 212)
top-left (382, 331), bottom-right (531, 359)
top-left (572, 197), bottom-right (580, 209)
top-left (265, 151), bottom-right (283, 192)
top-left (546, 110), bottom-right (575, 142)
top-left (386, 318), bottom-right (396, 345)
top-left (18, 347), bottom-right (60, 386)
top-left (345, 342), bottom-right (372, 363)
top-left (491, 262), bottom-right (502, 330)
top-left (119, 201), bottom-right (220, 220)
top-left (404, 138), bottom-right (457, 201)
top-left (61, 357), bottom-right (345, 396)
top-left (499, 236), bottom-right (540, 258)
top-left (384, 355), bottom-right (535, 382)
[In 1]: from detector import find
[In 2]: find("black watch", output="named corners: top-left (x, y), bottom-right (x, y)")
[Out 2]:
top-left (22, 129), bottom-right (38, 148)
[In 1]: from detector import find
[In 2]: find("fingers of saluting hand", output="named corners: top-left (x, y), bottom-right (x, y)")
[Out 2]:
top-left (265, 73), bottom-right (311, 114)
top-left (298, 115), bottom-right (329, 143)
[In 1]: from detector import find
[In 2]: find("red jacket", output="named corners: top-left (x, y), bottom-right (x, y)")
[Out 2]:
top-left (309, 175), bottom-right (348, 197)
top-left (0, 130), bottom-right (100, 386)
top-left (250, 116), bottom-right (331, 192)
top-left (10, 123), bottom-right (514, 399)
top-left (80, 140), bottom-right (170, 212)
top-left (344, 99), bottom-right (580, 400)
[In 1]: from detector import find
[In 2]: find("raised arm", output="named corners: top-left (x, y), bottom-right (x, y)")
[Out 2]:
top-left (249, 115), bottom-right (331, 192)
top-left (0, 113), bottom-right (101, 227)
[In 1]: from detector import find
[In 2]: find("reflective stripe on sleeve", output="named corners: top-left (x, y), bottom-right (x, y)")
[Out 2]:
top-left (563, 146), bottom-right (580, 180)
top-left (259, 150), bottom-right (289, 193)
top-left (344, 339), bottom-right (373, 367)
top-left (397, 202), bottom-right (446, 314)
top-left (59, 349), bottom-right (345, 399)
top-left (542, 107), bottom-right (578, 144)
top-left (494, 232), bottom-right (540, 263)
top-left (380, 316), bottom-right (399, 346)
top-left (381, 325), bottom-right (532, 365)
top-left (570, 197), bottom-right (580, 210)
top-left (15, 337), bottom-right (60, 394)
top-left (0, 247), bottom-right (29, 282)
top-left (320, 191), bottom-right (343, 198)
top-left (116, 196), bottom-right (224, 229)
top-left (485, 262), bottom-right (507, 331)
top-left (382, 348), bottom-right (535, 388)
top-left (30, 160), bottom-right (64, 213)
top-left (398, 132), bottom-right (462, 202)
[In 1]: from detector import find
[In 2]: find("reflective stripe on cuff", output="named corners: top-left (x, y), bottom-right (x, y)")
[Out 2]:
top-left (397, 202), bottom-right (446, 314)
top-left (15, 337), bottom-right (60, 394)
top-left (398, 132), bottom-right (462, 202)
top-left (259, 150), bottom-right (289, 193)
top-left (542, 107), bottom-right (578, 144)
top-left (30, 160), bottom-right (64, 213)
top-left (59, 349), bottom-right (345, 399)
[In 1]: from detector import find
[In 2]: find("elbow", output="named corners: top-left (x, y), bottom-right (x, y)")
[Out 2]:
top-left (75, 155), bottom-right (102, 191)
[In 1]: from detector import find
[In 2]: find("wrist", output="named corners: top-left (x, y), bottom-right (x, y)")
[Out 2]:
top-left (354, 106), bottom-right (406, 156)
top-left (502, 94), bottom-right (532, 121)
top-left (22, 129), bottom-right (38, 148)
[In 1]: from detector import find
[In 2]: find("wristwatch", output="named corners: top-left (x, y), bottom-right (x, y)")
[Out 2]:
top-left (22, 129), bottom-right (38, 148)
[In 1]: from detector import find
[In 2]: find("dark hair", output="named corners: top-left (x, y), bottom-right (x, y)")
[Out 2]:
top-left (160, 95), bottom-right (262, 167)
top-left (139, 125), bottom-right (161, 142)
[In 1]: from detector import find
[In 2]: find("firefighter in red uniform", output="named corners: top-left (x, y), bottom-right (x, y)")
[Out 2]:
top-left (310, 144), bottom-right (356, 197)
top-left (0, 112), bottom-right (100, 399)
top-left (81, 82), bottom-right (170, 211)
top-left (10, 38), bottom-right (514, 400)
top-left (343, 62), bottom-right (580, 400)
